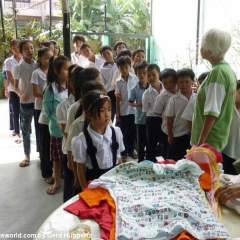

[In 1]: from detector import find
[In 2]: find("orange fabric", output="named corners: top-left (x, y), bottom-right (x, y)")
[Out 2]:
top-left (172, 231), bottom-right (196, 240)
top-left (79, 187), bottom-right (116, 240)
top-left (198, 163), bottom-right (212, 191)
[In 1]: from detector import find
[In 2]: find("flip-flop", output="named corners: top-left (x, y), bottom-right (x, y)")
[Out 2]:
top-left (19, 160), bottom-right (30, 167)
top-left (15, 136), bottom-right (22, 144)
top-left (45, 177), bottom-right (55, 184)
top-left (47, 185), bottom-right (60, 195)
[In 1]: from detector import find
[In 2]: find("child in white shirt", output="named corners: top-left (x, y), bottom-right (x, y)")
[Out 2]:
top-left (153, 68), bottom-right (178, 159)
top-left (165, 68), bottom-right (196, 161)
top-left (142, 64), bottom-right (164, 162)
top-left (72, 90), bottom-right (124, 190)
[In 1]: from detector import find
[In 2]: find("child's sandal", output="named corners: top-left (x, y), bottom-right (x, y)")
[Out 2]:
top-left (19, 160), bottom-right (30, 167)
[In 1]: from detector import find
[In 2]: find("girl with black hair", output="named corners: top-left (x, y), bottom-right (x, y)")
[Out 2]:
top-left (43, 55), bottom-right (71, 195)
top-left (72, 90), bottom-right (124, 190)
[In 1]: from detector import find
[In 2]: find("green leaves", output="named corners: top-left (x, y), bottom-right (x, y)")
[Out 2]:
top-left (71, 0), bottom-right (151, 34)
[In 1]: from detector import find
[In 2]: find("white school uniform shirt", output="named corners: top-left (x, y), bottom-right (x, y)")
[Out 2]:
top-left (164, 91), bottom-right (196, 137)
top-left (222, 107), bottom-right (240, 159)
top-left (38, 84), bottom-right (49, 125)
top-left (111, 65), bottom-right (135, 90)
top-left (87, 55), bottom-right (104, 71)
top-left (12, 60), bottom-right (38, 104)
top-left (66, 112), bottom-right (113, 152)
top-left (30, 68), bottom-right (46, 110)
top-left (5, 56), bottom-right (23, 92)
top-left (56, 93), bottom-right (75, 154)
top-left (142, 82), bottom-right (164, 117)
top-left (66, 113), bottom-right (85, 152)
top-left (153, 90), bottom-right (175, 134)
top-left (65, 101), bottom-right (81, 134)
top-left (116, 73), bottom-right (139, 116)
top-left (71, 52), bottom-right (89, 68)
top-left (100, 62), bottom-right (118, 92)
top-left (181, 98), bottom-right (196, 122)
top-left (72, 124), bottom-right (125, 169)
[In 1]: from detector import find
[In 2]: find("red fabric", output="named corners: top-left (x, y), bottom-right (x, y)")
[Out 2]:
top-left (156, 159), bottom-right (176, 165)
top-left (64, 198), bottom-right (112, 240)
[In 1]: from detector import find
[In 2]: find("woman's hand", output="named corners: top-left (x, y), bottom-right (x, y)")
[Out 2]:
top-left (215, 185), bottom-right (240, 204)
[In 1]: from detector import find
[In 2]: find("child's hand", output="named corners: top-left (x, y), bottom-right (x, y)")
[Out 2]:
top-left (21, 93), bottom-right (29, 102)
top-left (168, 135), bottom-right (174, 145)
top-left (74, 178), bottom-right (81, 189)
top-left (115, 91), bottom-right (122, 101)
top-left (116, 113), bottom-right (120, 122)
top-left (135, 102), bottom-right (142, 107)
top-left (192, 82), bottom-right (199, 93)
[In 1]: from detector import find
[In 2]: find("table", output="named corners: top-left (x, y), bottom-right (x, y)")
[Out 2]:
top-left (34, 196), bottom-right (100, 240)
top-left (34, 195), bottom-right (240, 240)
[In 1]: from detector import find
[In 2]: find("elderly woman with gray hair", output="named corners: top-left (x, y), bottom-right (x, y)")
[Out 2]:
top-left (191, 28), bottom-right (236, 152)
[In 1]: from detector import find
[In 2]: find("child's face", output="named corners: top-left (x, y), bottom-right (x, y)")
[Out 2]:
top-left (118, 64), bottom-right (131, 78)
top-left (56, 61), bottom-right (72, 82)
top-left (73, 40), bottom-right (83, 51)
top-left (94, 100), bottom-right (111, 127)
top-left (177, 76), bottom-right (193, 94)
top-left (96, 74), bottom-right (102, 82)
top-left (147, 69), bottom-right (160, 86)
top-left (81, 47), bottom-right (92, 59)
top-left (116, 44), bottom-right (126, 55)
top-left (38, 50), bottom-right (53, 68)
top-left (162, 76), bottom-right (177, 93)
top-left (54, 45), bottom-right (60, 56)
top-left (236, 88), bottom-right (240, 105)
top-left (11, 43), bottom-right (20, 56)
top-left (136, 68), bottom-right (147, 84)
top-left (101, 50), bottom-right (113, 63)
top-left (21, 42), bottom-right (34, 60)
top-left (198, 78), bottom-right (204, 85)
top-left (133, 52), bottom-right (145, 64)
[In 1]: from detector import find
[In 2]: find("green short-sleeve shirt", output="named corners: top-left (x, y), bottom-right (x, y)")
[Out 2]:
top-left (191, 62), bottom-right (236, 151)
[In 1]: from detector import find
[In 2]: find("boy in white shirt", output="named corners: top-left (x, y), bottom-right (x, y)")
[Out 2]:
top-left (181, 72), bottom-right (209, 131)
top-left (80, 43), bottom-right (104, 71)
top-left (153, 68), bottom-right (178, 159)
top-left (142, 64), bottom-right (164, 162)
top-left (116, 57), bottom-right (139, 162)
top-left (100, 45), bottom-right (118, 122)
top-left (71, 35), bottom-right (89, 68)
top-left (165, 68), bottom-right (196, 161)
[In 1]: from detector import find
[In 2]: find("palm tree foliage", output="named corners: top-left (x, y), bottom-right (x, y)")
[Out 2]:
top-left (71, 0), bottom-right (151, 34)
